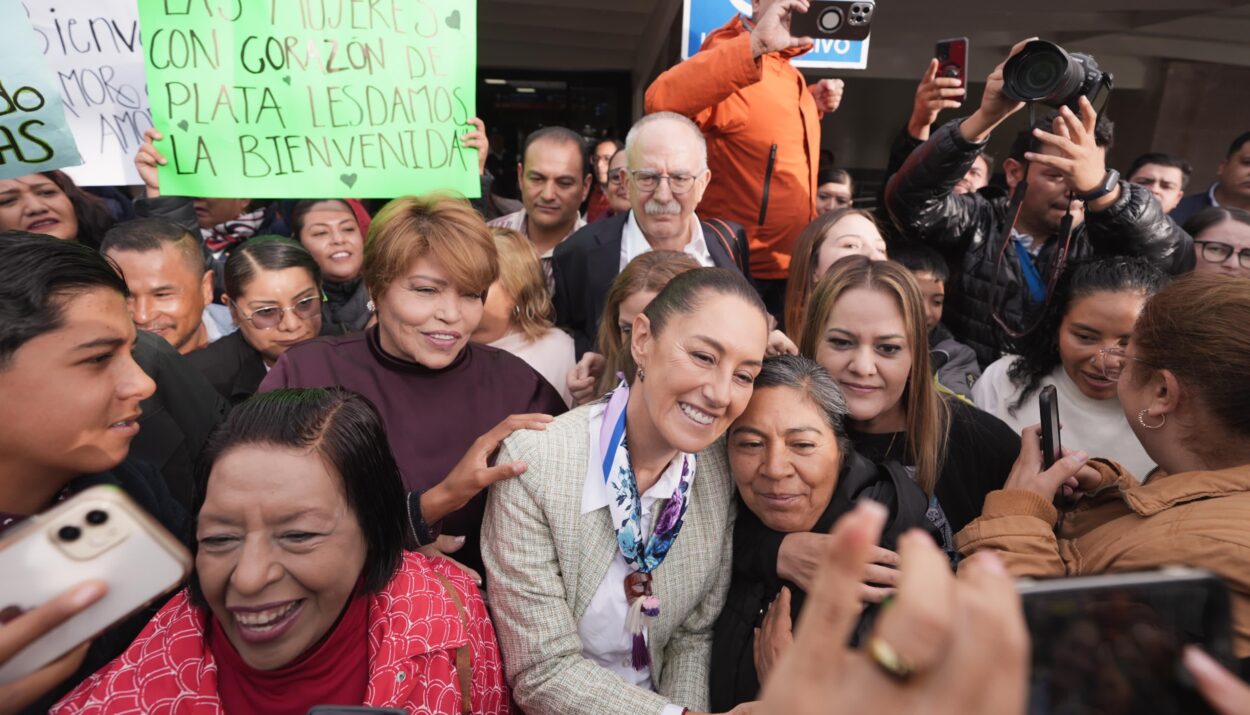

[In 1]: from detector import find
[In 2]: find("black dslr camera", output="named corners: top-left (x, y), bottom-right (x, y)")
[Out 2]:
top-left (1001, 40), bottom-right (1113, 110)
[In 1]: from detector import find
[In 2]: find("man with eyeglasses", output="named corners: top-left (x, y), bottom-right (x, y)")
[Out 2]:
top-left (100, 218), bottom-right (236, 356)
top-left (552, 112), bottom-right (751, 356)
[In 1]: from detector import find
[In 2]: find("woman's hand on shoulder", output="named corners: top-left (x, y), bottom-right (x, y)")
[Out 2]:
top-left (1003, 425), bottom-right (1097, 501)
top-left (426, 413), bottom-right (555, 522)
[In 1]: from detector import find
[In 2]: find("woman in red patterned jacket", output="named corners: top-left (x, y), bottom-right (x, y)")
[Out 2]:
top-left (53, 388), bottom-right (511, 715)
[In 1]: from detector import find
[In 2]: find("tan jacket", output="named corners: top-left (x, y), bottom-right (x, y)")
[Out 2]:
top-left (482, 405), bottom-right (735, 714)
top-left (956, 461), bottom-right (1250, 656)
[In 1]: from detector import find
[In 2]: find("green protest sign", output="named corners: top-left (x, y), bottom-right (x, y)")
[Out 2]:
top-left (137, 0), bottom-right (479, 199)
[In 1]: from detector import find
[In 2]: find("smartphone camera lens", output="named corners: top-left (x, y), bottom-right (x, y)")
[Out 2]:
top-left (817, 7), bottom-right (843, 33)
top-left (85, 510), bottom-right (109, 526)
top-left (58, 525), bottom-right (82, 542)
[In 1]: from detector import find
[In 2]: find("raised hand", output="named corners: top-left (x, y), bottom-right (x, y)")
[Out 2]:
top-left (134, 128), bottom-right (167, 199)
top-left (908, 58), bottom-right (967, 141)
top-left (1025, 96), bottom-right (1120, 210)
top-left (461, 117), bottom-right (490, 177)
top-left (750, 0), bottom-right (814, 59)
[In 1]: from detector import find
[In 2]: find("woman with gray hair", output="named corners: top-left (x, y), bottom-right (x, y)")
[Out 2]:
top-left (709, 355), bottom-right (940, 709)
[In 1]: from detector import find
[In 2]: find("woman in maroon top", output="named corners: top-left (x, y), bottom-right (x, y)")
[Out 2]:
top-left (261, 194), bottom-right (566, 575)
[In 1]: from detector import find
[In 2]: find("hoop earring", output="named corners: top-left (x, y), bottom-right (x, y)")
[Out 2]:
top-left (1138, 409), bottom-right (1165, 430)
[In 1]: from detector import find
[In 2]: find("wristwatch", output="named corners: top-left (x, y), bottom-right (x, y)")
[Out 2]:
top-left (1073, 169), bottom-right (1120, 203)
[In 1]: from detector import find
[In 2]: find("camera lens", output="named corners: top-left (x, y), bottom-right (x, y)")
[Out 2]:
top-left (817, 7), bottom-right (843, 33)
top-left (85, 510), bottom-right (109, 526)
top-left (58, 525), bottom-right (82, 542)
top-left (1003, 40), bottom-right (1087, 107)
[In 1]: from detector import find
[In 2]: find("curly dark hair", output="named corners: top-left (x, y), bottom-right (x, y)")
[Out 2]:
top-left (1004, 257), bottom-right (1169, 415)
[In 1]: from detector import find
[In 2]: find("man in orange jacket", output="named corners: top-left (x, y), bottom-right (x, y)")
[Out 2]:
top-left (646, 0), bottom-right (844, 322)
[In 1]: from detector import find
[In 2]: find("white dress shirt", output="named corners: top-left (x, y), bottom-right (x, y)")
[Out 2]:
top-left (619, 210), bottom-right (715, 271)
top-left (578, 400), bottom-right (694, 715)
top-left (489, 209), bottom-right (587, 293)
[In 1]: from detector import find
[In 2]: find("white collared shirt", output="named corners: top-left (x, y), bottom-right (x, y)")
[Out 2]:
top-left (1209, 182), bottom-right (1222, 208)
top-left (618, 210), bottom-right (715, 272)
top-left (578, 400), bottom-right (694, 715)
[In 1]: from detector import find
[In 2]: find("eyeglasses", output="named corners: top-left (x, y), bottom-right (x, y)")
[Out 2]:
top-left (607, 169), bottom-right (625, 186)
top-left (234, 295), bottom-right (323, 329)
top-left (1094, 346), bottom-right (1155, 381)
top-left (629, 170), bottom-right (699, 195)
top-left (1196, 240), bottom-right (1250, 269)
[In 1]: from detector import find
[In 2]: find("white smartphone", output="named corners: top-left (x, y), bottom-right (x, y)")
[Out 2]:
top-left (0, 485), bottom-right (191, 684)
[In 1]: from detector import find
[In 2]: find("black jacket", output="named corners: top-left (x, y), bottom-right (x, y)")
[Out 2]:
top-left (186, 331), bottom-right (268, 406)
top-left (884, 119), bottom-right (1195, 366)
top-left (709, 452), bottom-right (939, 710)
top-left (130, 331), bottom-right (228, 509)
top-left (551, 212), bottom-right (751, 356)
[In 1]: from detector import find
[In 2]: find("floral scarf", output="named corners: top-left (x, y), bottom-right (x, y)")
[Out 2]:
top-left (598, 381), bottom-right (694, 669)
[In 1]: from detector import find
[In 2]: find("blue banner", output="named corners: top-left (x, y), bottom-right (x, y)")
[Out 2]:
top-left (682, 0), bottom-right (870, 70)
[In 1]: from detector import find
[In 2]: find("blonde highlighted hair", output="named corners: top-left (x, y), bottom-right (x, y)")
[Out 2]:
top-left (490, 227), bottom-right (554, 341)
top-left (363, 194), bottom-right (497, 300)
top-left (797, 256), bottom-right (949, 497)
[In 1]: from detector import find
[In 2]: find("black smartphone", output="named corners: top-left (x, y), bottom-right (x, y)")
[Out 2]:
top-left (1039, 385), bottom-right (1061, 469)
top-left (935, 37), bottom-right (969, 91)
top-left (789, 0), bottom-right (875, 42)
top-left (1019, 568), bottom-right (1234, 715)
top-left (307, 708), bottom-right (405, 715)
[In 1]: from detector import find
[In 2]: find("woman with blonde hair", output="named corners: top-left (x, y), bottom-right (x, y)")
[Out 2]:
top-left (261, 194), bottom-right (566, 576)
top-left (798, 256), bottom-right (1018, 545)
top-left (784, 208), bottom-right (887, 338)
top-left (473, 227), bottom-right (577, 406)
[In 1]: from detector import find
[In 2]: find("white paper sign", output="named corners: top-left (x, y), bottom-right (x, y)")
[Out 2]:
top-left (24, 1), bottom-right (153, 186)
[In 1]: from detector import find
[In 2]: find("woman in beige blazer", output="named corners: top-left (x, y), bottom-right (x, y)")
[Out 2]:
top-left (483, 268), bottom-right (770, 715)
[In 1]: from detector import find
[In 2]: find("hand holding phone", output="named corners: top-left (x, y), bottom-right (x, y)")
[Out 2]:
top-left (0, 486), bottom-right (190, 685)
top-left (1039, 385), bottom-right (1062, 469)
top-left (788, 1), bottom-right (875, 42)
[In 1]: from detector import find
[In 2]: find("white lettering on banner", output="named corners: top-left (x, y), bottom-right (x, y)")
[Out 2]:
top-left (25, 1), bottom-right (153, 186)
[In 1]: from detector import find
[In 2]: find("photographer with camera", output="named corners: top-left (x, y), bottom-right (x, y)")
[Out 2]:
top-left (884, 39), bottom-right (1194, 367)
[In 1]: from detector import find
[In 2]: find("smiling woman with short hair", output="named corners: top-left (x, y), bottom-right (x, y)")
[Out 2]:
top-left (54, 388), bottom-right (512, 713)
top-left (260, 194), bottom-right (566, 576)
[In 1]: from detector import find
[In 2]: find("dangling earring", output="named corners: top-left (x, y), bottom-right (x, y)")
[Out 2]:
top-left (366, 300), bottom-right (376, 313)
top-left (1138, 409), bottom-right (1166, 430)
top-left (636, 367), bottom-right (646, 383)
